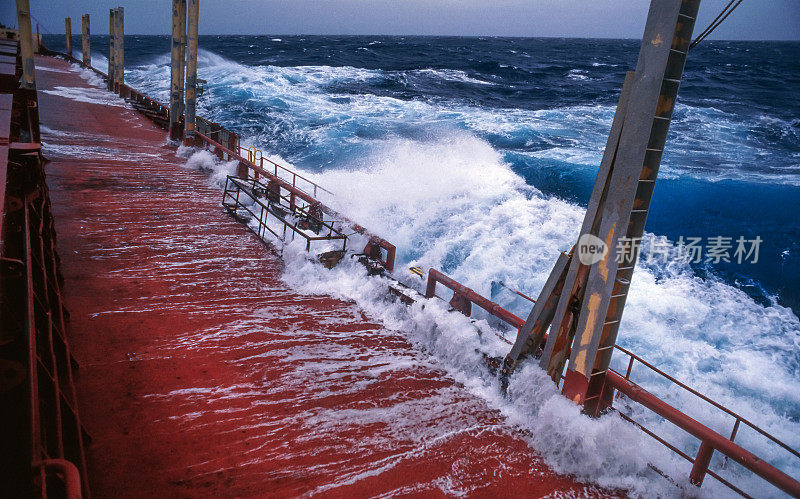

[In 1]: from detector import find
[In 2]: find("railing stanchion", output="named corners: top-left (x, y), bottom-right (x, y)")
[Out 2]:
top-left (689, 441), bottom-right (714, 487)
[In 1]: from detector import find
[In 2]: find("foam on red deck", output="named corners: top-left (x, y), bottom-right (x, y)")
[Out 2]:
top-left (36, 55), bottom-right (610, 497)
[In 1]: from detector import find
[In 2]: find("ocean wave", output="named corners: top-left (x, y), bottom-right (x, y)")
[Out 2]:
top-left (123, 48), bottom-right (799, 187)
top-left (265, 132), bottom-right (800, 497)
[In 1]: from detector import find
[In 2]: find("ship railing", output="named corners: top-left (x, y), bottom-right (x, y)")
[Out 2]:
top-left (222, 175), bottom-right (347, 253)
top-left (242, 145), bottom-right (333, 200)
top-left (423, 268), bottom-right (800, 498)
top-left (189, 128), bottom-right (396, 273)
top-left (425, 268), bottom-right (524, 335)
top-left (607, 347), bottom-right (800, 497)
top-left (2, 42), bottom-right (90, 496)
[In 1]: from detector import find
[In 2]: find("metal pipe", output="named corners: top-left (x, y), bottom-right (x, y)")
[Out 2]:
top-left (425, 269), bottom-right (525, 329)
top-left (169, 0), bottom-right (186, 141)
top-left (114, 7), bottom-right (124, 89)
top-left (81, 14), bottom-right (90, 66)
top-left (689, 441), bottom-right (714, 486)
top-left (35, 459), bottom-right (82, 499)
top-left (184, 0), bottom-right (199, 139)
top-left (65, 17), bottom-right (72, 58)
top-left (15, 0), bottom-right (36, 89)
top-left (605, 371), bottom-right (800, 496)
top-left (108, 8), bottom-right (115, 90)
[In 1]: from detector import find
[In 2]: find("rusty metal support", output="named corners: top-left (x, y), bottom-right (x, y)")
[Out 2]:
top-left (169, 0), bottom-right (186, 141)
top-left (572, 0), bottom-right (701, 413)
top-left (113, 7), bottom-right (124, 91)
top-left (15, 0), bottom-right (35, 90)
top-left (520, 0), bottom-right (702, 411)
top-left (502, 251), bottom-right (571, 377)
top-left (81, 14), bottom-right (92, 67)
top-left (81, 14), bottom-right (90, 66)
top-left (65, 18), bottom-right (72, 57)
top-left (184, 0), bottom-right (199, 139)
top-left (689, 441), bottom-right (714, 486)
top-left (107, 8), bottom-right (115, 90)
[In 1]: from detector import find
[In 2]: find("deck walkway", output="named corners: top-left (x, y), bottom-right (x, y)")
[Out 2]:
top-left (36, 54), bottom-right (606, 497)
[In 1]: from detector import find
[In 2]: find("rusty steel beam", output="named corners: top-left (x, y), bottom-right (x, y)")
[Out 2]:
top-left (502, 251), bottom-right (571, 377)
top-left (184, 0), bottom-right (199, 139)
top-left (107, 8), bottom-right (115, 90)
top-left (81, 14), bottom-right (90, 66)
top-left (15, 0), bottom-right (35, 90)
top-left (114, 7), bottom-right (124, 90)
top-left (178, 0), bottom-right (187, 120)
top-left (567, 0), bottom-right (701, 412)
top-left (169, 0), bottom-right (186, 141)
top-left (525, 0), bottom-right (701, 410)
top-left (65, 18), bottom-right (72, 58)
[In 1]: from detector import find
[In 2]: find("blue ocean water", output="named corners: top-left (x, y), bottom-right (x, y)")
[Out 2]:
top-left (44, 34), bottom-right (800, 495)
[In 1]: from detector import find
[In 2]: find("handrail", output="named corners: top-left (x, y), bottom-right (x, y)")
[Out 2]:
top-left (425, 268), bottom-right (523, 331)
top-left (35, 460), bottom-right (82, 499)
top-left (190, 130), bottom-right (395, 272)
top-left (606, 371), bottom-right (800, 497)
top-left (613, 345), bottom-right (800, 462)
top-left (242, 145), bottom-right (334, 199)
top-left (223, 175), bottom-right (347, 253)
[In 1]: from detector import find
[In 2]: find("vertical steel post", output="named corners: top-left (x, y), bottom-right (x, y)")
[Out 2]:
top-left (689, 441), bottom-right (714, 486)
top-left (184, 0), bottom-right (199, 140)
top-left (178, 0), bottom-right (187, 126)
top-left (81, 14), bottom-right (90, 66)
top-left (108, 8), bottom-right (115, 90)
top-left (169, 0), bottom-right (187, 141)
top-left (15, 0), bottom-right (36, 89)
top-left (65, 18), bottom-right (72, 58)
top-left (114, 7), bottom-right (124, 91)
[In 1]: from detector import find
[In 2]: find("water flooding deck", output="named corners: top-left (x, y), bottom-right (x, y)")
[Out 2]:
top-left (36, 54), bottom-right (608, 497)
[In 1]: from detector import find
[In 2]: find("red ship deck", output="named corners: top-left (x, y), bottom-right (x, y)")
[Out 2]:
top-left (36, 54), bottom-right (608, 497)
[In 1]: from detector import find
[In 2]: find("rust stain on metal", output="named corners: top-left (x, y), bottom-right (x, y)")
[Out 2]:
top-left (574, 292), bottom-right (602, 375)
top-left (651, 32), bottom-right (664, 46)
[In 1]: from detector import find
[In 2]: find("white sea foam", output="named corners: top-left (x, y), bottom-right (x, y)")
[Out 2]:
top-left (69, 62), bottom-right (106, 88)
top-left (411, 68), bottom-right (496, 86)
top-left (41, 85), bottom-right (128, 108)
top-left (567, 68), bottom-right (590, 81)
top-left (37, 66), bottom-right (71, 73)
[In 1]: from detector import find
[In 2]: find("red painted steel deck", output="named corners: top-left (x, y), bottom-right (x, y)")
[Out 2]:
top-left (36, 55), bottom-right (609, 497)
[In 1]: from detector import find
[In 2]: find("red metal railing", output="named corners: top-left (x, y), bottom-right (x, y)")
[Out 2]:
top-left (606, 373), bottom-right (800, 497)
top-left (425, 269), bottom-right (523, 333)
top-left (222, 175), bottom-right (348, 253)
top-left (188, 130), bottom-right (396, 272)
top-left (245, 146), bottom-right (333, 199)
top-left (423, 267), bottom-right (800, 497)
top-left (2, 41), bottom-right (90, 498)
